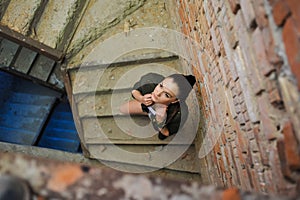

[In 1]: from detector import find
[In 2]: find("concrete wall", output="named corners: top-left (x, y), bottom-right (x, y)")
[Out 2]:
top-left (175, 0), bottom-right (300, 197)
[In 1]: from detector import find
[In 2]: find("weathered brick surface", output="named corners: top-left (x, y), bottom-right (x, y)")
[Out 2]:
top-left (272, 0), bottom-right (290, 26)
top-left (282, 17), bottom-right (300, 89)
top-left (176, 0), bottom-right (300, 197)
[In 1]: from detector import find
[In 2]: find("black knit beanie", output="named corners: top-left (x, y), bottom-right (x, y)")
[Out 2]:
top-left (168, 74), bottom-right (196, 100)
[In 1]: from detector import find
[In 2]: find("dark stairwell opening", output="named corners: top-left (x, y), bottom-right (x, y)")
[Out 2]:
top-left (0, 70), bottom-right (81, 153)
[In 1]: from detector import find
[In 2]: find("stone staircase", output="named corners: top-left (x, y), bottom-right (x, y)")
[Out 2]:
top-left (66, 51), bottom-right (200, 176)
top-left (0, 0), bottom-right (201, 180)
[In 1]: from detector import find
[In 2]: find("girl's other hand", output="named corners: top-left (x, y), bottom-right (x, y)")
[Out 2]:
top-left (141, 94), bottom-right (153, 106)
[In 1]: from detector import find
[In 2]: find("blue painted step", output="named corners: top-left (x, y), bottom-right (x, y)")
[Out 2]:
top-left (49, 119), bottom-right (77, 130)
top-left (50, 111), bottom-right (74, 121)
top-left (1, 102), bottom-right (52, 118)
top-left (41, 128), bottom-right (79, 141)
top-left (38, 136), bottom-right (80, 152)
top-left (9, 92), bottom-right (56, 105)
top-left (0, 114), bottom-right (43, 132)
top-left (0, 126), bottom-right (37, 145)
top-left (38, 102), bottom-right (80, 153)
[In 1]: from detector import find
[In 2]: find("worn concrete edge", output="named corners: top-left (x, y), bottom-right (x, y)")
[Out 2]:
top-left (0, 141), bottom-right (101, 166)
top-left (66, 52), bottom-right (179, 71)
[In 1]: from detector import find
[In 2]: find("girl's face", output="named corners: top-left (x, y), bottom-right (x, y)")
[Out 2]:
top-left (151, 77), bottom-right (179, 105)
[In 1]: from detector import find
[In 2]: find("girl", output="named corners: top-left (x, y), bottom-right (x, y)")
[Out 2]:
top-left (120, 73), bottom-right (196, 140)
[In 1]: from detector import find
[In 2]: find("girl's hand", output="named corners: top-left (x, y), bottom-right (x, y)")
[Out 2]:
top-left (141, 94), bottom-right (153, 106)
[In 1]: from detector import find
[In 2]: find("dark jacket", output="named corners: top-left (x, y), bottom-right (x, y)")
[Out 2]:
top-left (132, 73), bottom-right (188, 135)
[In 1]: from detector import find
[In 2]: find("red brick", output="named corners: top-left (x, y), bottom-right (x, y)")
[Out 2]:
top-left (268, 0), bottom-right (279, 6)
top-left (282, 17), bottom-right (300, 89)
top-left (253, 125), bottom-right (269, 165)
top-left (235, 80), bottom-right (243, 96)
top-left (240, 101), bottom-right (247, 113)
top-left (210, 24), bottom-right (220, 55)
top-left (264, 169), bottom-right (276, 193)
top-left (252, 28), bottom-right (275, 76)
top-left (282, 121), bottom-right (300, 169)
top-left (244, 121), bottom-right (252, 132)
top-left (249, 139), bottom-right (260, 153)
top-left (188, 3), bottom-right (197, 24)
top-left (228, 0), bottom-right (240, 14)
top-left (272, 0), bottom-right (291, 26)
top-left (222, 188), bottom-right (241, 200)
top-left (235, 123), bottom-right (248, 152)
top-left (243, 112), bottom-right (250, 123)
top-left (179, 5), bottom-right (187, 26)
top-left (257, 94), bottom-right (278, 140)
top-left (234, 14), bottom-right (265, 95)
top-left (214, 140), bottom-right (222, 155)
top-left (266, 78), bottom-right (283, 108)
top-left (233, 148), bottom-right (252, 189)
top-left (250, 169), bottom-right (261, 192)
top-left (237, 113), bottom-right (245, 126)
top-left (277, 137), bottom-right (295, 181)
top-left (252, 0), bottom-right (269, 28)
top-left (268, 140), bottom-right (294, 194)
top-left (240, 0), bottom-right (256, 28)
top-left (262, 27), bottom-right (283, 65)
top-left (227, 145), bottom-right (240, 186)
top-left (232, 48), bottom-right (260, 123)
top-left (286, 0), bottom-right (300, 32)
top-left (219, 57), bottom-right (230, 86)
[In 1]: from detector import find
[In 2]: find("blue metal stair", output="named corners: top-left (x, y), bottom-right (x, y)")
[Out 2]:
top-left (0, 71), bottom-right (57, 145)
top-left (0, 71), bottom-right (81, 153)
top-left (37, 102), bottom-right (81, 153)
top-left (0, 92), bottom-right (56, 145)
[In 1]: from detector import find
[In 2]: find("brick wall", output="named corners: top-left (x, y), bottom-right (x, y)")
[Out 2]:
top-left (175, 0), bottom-right (300, 197)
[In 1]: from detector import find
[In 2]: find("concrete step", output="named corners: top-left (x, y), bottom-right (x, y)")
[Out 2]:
top-left (33, 0), bottom-right (87, 50)
top-left (29, 54), bottom-right (56, 81)
top-left (12, 47), bottom-right (38, 74)
top-left (1, 0), bottom-right (44, 35)
top-left (82, 115), bottom-right (196, 145)
top-left (82, 116), bottom-right (168, 145)
top-left (87, 143), bottom-right (199, 173)
top-left (70, 59), bottom-right (182, 94)
top-left (76, 90), bottom-right (130, 117)
top-left (0, 38), bottom-right (19, 66)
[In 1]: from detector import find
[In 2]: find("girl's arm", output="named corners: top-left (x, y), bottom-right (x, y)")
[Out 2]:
top-left (131, 89), bottom-right (153, 106)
